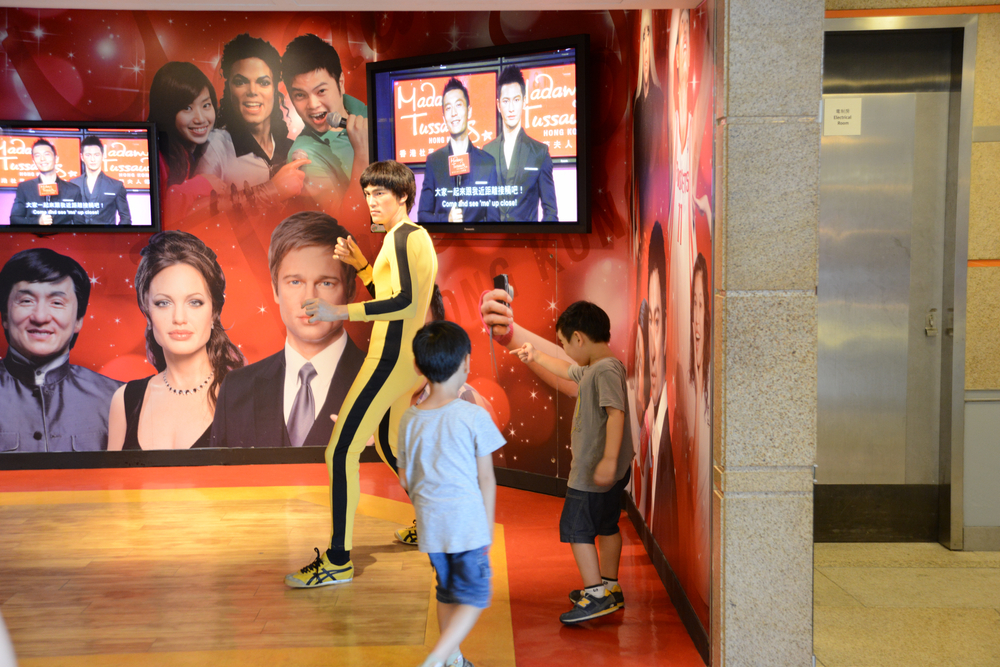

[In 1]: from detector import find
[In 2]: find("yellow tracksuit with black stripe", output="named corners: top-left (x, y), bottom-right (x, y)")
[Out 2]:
top-left (325, 219), bottom-right (437, 552)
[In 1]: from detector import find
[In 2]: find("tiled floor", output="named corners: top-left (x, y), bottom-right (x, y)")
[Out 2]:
top-left (813, 543), bottom-right (1000, 667)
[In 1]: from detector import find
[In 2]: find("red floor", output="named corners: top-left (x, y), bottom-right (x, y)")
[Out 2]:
top-left (0, 463), bottom-right (705, 666)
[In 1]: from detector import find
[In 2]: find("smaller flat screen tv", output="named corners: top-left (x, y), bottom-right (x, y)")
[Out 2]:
top-left (0, 121), bottom-right (160, 233)
top-left (367, 34), bottom-right (589, 234)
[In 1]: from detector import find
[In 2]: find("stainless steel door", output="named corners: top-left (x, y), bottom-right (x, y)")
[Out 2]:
top-left (818, 92), bottom-right (948, 485)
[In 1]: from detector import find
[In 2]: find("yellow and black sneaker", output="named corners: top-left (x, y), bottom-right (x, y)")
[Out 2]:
top-left (284, 548), bottom-right (354, 588)
top-left (569, 582), bottom-right (624, 609)
top-left (394, 519), bottom-right (419, 546)
top-left (559, 588), bottom-right (618, 624)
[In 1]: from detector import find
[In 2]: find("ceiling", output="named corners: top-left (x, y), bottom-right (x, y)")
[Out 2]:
top-left (0, 1), bottom-right (702, 12)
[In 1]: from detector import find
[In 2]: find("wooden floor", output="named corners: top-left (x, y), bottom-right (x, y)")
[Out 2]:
top-left (0, 464), bottom-right (704, 667)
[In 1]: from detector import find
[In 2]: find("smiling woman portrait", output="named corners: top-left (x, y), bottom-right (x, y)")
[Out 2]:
top-left (148, 62), bottom-right (219, 188)
top-left (107, 231), bottom-right (244, 450)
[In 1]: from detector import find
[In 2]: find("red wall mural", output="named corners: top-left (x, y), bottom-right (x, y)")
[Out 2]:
top-left (0, 4), bottom-right (712, 637)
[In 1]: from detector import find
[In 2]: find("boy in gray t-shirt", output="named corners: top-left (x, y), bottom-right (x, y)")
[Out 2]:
top-left (398, 321), bottom-right (505, 667)
top-left (512, 301), bottom-right (634, 625)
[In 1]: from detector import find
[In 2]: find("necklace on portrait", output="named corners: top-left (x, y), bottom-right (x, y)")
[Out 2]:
top-left (162, 371), bottom-right (213, 396)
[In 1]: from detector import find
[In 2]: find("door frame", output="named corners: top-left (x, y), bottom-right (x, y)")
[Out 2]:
top-left (823, 14), bottom-right (977, 550)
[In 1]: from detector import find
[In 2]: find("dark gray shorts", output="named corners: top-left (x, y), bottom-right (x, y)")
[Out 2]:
top-left (559, 467), bottom-right (631, 543)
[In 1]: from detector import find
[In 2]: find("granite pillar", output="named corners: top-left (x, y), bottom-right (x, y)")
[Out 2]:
top-left (712, 0), bottom-right (824, 664)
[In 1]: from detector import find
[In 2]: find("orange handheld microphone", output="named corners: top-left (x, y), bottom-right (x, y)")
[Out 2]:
top-left (448, 153), bottom-right (470, 178)
top-left (448, 153), bottom-right (470, 187)
top-left (38, 183), bottom-right (59, 197)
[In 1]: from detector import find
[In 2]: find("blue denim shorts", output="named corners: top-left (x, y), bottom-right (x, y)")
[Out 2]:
top-left (559, 467), bottom-right (631, 543)
top-left (428, 546), bottom-right (492, 609)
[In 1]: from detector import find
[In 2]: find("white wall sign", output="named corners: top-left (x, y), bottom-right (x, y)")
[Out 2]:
top-left (824, 97), bottom-right (862, 136)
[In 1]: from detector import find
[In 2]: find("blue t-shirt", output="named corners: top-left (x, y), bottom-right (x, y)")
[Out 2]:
top-left (397, 399), bottom-right (505, 554)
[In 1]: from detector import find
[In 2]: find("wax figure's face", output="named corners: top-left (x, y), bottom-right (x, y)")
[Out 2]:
top-left (175, 88), bottom-right (216, 147)
top-left (273, 245), bottom-right (349, 353)
top-left (32, 145), bottom-right (56, 176)
top-left (3, 276), bottom-right (83, 362)
top-left (497, 82), bottom-right (524, 133)
top-left (289, 69), bottom-right (347, 135)
top-left (229, 58), bottom-right (274, 128)
top-left (692, 269), bottom-right (705, 375)
top-left (81, 146), bottom-right (104, 174)
top-left (147, 263), bottom-right (214, 359)
top-left (442, 88), bottom-right (470, 140)
top-left (364, 185), bottom-right (406, 228)
top-left (647, 269), bottom-right (664, 407)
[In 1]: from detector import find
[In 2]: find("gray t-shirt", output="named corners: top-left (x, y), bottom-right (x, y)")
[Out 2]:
top-left (397, 399), bottom-right (506, 554)
top-left (567, 356), bottom-right (635, 492)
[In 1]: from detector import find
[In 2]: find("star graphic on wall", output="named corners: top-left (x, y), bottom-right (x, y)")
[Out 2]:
top-left (482, 130), bottom-right (492, 142)
top-left (530, 390), bottom-right (538, 400)
top-left (258, 305), bottom-right (267, 314)
top-left (508, 427), bottom-right (516, 438)
top-left (546, 299), bottom-right (558, 313)
top-left (88, 272), bottom-right (100, 285)
top-left (114, 318), bottom-right (121, 324)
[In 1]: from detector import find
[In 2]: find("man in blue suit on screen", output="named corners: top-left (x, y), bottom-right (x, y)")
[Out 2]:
top-left (484, 66), bottom-right (558, 223)
top-left (417, 77), bottom-right (499, 224)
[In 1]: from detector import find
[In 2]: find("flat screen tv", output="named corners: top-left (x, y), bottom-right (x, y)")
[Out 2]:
top-left (367, 34), bottom-right (589, 234)
top-left (0, 121), bottom-right (159, 232)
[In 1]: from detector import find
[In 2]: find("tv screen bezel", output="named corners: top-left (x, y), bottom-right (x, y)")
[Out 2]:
top-left (366, 34), bottom-right (590, 235)
top-left (0, 120), bottom-right (161, 234)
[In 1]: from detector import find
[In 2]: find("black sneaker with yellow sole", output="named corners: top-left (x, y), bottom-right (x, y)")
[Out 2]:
top-left (569, 582), bottom-right (624, 609)
top-left (559, 589), bottom-right (619, 624)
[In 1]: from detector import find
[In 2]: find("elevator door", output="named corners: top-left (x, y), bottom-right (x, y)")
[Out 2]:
top-left (818, 90), bottom-right (947, 485)
top-left (817, 28), bottom-right (964, 542)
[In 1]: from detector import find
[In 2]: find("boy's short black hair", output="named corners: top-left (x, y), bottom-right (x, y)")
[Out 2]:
top-left (412, 320), bottom-right (471, 383)
top-left (282, 33), bottom-right (343, 89)
top-left (360, 160), bottom-right (416, 213)
top-left (556, 301), bottom-right (611, 344)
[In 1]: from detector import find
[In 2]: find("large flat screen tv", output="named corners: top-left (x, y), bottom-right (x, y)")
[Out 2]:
top-left (0, 121), bottom-right (159, 232)
top-left (367, 34), bottom-right (589, 234)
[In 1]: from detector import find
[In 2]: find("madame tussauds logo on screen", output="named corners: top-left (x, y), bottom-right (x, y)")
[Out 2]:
top-left (395, 80), bottom-right (483, 143)
top-left (523, 66), bottom-right (577, 157)
top-left (105, 142), bottom-right (146, 159)
top-left (0, 138), bottom-right (33, 173)
top-left (102, 141), bottom-right (150, 184)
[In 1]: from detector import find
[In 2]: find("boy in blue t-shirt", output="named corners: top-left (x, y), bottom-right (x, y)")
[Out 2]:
top-left (512, 301), bottom-right (634, 624)
top-left (398, 321), bottom-right (505, 667)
